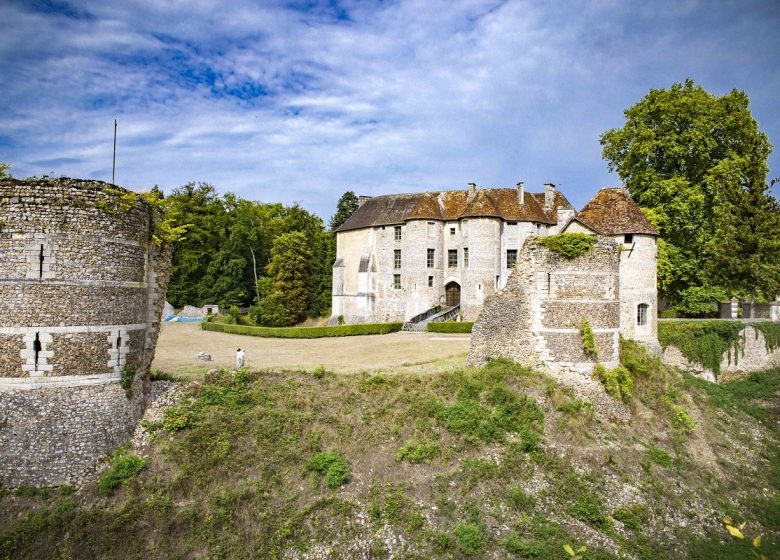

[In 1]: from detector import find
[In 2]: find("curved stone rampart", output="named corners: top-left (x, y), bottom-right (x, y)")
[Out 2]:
top-left (0, 177), bottom-right (171, 487)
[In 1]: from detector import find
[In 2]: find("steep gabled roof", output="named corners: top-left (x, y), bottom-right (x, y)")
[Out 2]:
top-left (575, 188), bottom-right (658, 236)
top-left (337, 187), bottom-right (555, 232)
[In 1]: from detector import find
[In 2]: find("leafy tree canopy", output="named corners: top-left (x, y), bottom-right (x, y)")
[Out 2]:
top-left (600, 79), bottom-right (773, 302)
top-left (329, 191), bottom-right (359, 232)
top-left (0, 162), bottom-right (9, 177)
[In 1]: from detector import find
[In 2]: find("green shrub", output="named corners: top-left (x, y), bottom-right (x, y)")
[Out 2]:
top-left (163, 404), bottom-right (194, 432)
top-left (427, 322), bottom-right (473, 333)
top-left (306, 451), bottom-right (350, 489)
top-left (98, 454), bottom-right (146, 496)
top-left (579, 320), bottom-right (597, 359)
top-left (505, 533), bottom-right (544, 556)
top-left (671, 405), bottom-right (697, 433)
top-left (593, 364), bottom-right (633, 401)
top-left (537, 233), bottom-right (597, 259)
top-left (202, 321), bottom-right (403, 338)
top-left (613, 503), bottom-right (649, 531)
top-left (568, 495), bottom-right (611, 529)
top-left (150, 370), bottom-right (185, 382)
top-left (643, 444), bottom-right (672, 470)
top-left (119, 365), bottom-right (137, 399)
top-left (507, 486), bottom-right (536, 510)
top-left (454, 522), bottom-right (487, 555)
top-left (396, 440), bottom-right (441, 463)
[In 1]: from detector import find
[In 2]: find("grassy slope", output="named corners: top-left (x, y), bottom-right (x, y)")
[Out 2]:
top-left (1, 346), bottom-right (778, 560)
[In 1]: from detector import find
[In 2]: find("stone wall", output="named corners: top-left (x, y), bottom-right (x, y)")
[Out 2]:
top-left (468, 237), bottom-right (621, 373)
top-left (662, 325), bottom-right (780, 383)
top-left (0, 178), bottom-right (171, 487)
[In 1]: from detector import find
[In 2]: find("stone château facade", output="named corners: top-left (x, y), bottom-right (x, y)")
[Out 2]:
top-left (332, 183), bottom-right (658, 347)
top-left (333, 182), bottom-right (575, 323)
top-left (0, 178), bottom-right (171, 487)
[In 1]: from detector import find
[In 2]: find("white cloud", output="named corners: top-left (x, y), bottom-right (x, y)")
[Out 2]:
top-left (1, 0), bottom-right (779, 216)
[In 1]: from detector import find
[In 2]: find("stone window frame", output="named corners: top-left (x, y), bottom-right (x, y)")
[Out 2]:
top-left (393, 274), bottom-right (401, 290)
top-left (506, 249), bottom-right (518, 269)
top-left (394, 249), bottom-right (401, 270)
top-left (463, 247), bottom-right (469, 268)
top-left (637, 303), bottom-right (649, 326)
top-left (427, 248), bottom-right (435, 268)
top-left (448, 249), bottom-right (458, 268)
top-left (428, 275), bottom-right (434, 287)
top-left (394, 225), bottom-right (402, 241)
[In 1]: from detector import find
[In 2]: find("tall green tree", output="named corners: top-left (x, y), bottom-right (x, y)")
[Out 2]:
top-left (265, 231), bottom-right (313, 325)
top-left (705, 167), bottom-right (780, 304)
top-left (329, 191), bottom-right (359, 231)
top-left (0, 162), bottom-right (10, 177)
top-left (600, 79), bottom-right (773, 302)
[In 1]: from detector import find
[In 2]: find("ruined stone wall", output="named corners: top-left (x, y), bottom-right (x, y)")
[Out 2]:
top-left (469, 237), bottom-right (621, 373)
top-left (0, 178), bottom-right (171, 487)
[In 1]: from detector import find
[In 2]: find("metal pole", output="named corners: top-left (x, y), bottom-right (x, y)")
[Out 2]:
top-left (112, 118), bottom-right (117, 185)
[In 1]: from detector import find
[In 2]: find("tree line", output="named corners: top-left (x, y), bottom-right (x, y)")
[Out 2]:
top-left (159, 183), bottom-right (358, 326)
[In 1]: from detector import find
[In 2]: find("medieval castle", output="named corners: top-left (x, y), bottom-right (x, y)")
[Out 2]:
top-left (332, 182), bottom-right (659, 355)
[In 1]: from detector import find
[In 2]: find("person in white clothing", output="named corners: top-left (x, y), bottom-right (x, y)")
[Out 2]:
top-left (235, 348), bottom-right (245, 369)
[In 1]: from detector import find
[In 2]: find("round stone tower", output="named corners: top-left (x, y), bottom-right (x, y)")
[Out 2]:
top-left (0, 177), bottom-right (172, 487)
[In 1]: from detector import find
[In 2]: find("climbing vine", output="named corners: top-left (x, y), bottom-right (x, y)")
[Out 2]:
top-left (658, 321), bottom-right (745, 377)
top-left (752, 322), bottom-right (780, 353)
top-left (579, 319), bottom-right (598, 360)
top-left (538, 233), bottom-right (597, 259)
top-left (99, 187), bottom-right (188, 246)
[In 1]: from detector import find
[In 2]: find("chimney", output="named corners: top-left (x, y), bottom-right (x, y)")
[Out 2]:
top-left (516, 181), bottom-right (525, 205)
top-left (358, 195), bottom-right (372, 208)
top-left (544, 183), bottom-right (555, 210)
top-left (468, 182), bottom-right (476, 194)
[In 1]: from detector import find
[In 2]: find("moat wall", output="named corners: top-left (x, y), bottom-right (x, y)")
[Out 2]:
top-left (0, 178), bottom-right (171, 487)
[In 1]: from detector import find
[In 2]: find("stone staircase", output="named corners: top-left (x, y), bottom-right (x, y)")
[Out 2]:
top-left (403, 305), bottom-right (460, 332)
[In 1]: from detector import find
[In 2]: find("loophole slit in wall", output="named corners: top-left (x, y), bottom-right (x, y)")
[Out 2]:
top-left (38, 244), bottom-right (44, 278)
top-left (33, 332), bottom-right (41, 369)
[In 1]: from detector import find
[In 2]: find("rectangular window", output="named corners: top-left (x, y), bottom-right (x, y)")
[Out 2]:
top-left (463, 247), bottom-right (469, 268)
top-left (427, 248), bottom-right (435, 268)
top-left (428, 276), bottom-right (433, 287)
top-left (394, 249), bottom-right (401, 269)
top-left (427, 221), bottom-right (436, 236)
top-left (448, 249), bottom-right (458, 268)
top-left (450, 226), bottom-right (456, 236)
top-left (394, 225), bottom-right (402, 241)
top-left (507, 249), bottom-right (518, 269)
top-left (624, 233), bottom-right (634, 244)
top-left (393, 274), bottom-right (401, 289)
top-left (637, 304), bottom-right (648, 326)
top-left (507, 221), bottom-right (517, 226)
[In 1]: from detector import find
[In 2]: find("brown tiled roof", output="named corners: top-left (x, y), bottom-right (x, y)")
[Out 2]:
top-left (337, 187), bottom-right (555, 232)
top-left (575, 188), bottom-right (658, 236)
top-left (529, 191), bottom-right (574, 221)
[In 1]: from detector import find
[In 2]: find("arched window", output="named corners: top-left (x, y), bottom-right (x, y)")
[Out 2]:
top-left (637, 303), bottom-right (649, 326)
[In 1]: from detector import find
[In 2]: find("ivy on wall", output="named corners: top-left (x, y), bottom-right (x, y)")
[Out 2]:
top-left (538, 233), bottom-right (597, 259)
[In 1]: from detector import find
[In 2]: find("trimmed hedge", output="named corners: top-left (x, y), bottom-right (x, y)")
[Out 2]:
top-left (202, 321), bottom-right (403, 338)
top-left (427, 322), bottom-right (473, 333)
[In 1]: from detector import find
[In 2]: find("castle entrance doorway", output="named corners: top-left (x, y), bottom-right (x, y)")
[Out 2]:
top-left (445, 282), bottom-right (461, 307)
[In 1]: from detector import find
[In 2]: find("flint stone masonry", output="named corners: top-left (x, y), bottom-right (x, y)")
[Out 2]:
top-left (0, 177), bottom-right (172, 487)
top-left (662, 326), bottom-right (780, 383)
top-left (468, 237), bottom-right (621, 373)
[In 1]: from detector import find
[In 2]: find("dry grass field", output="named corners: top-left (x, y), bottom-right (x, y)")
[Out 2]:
top-left (151, 322), bottom-right (471, 377)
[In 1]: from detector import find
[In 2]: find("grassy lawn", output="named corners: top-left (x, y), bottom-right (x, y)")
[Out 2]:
top-left (152, 322), bottom-right (471, 378)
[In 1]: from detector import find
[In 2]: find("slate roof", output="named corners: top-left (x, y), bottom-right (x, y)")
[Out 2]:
top-left (574, 188), bottom-right (658, 236)
top-left (337, 187), bottom-right (558, 232)
top-left (529, 191), bottom-right (574, 221)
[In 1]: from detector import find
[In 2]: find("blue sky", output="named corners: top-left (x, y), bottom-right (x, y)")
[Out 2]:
top-left (1, 0), bottom-right (779, 220)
